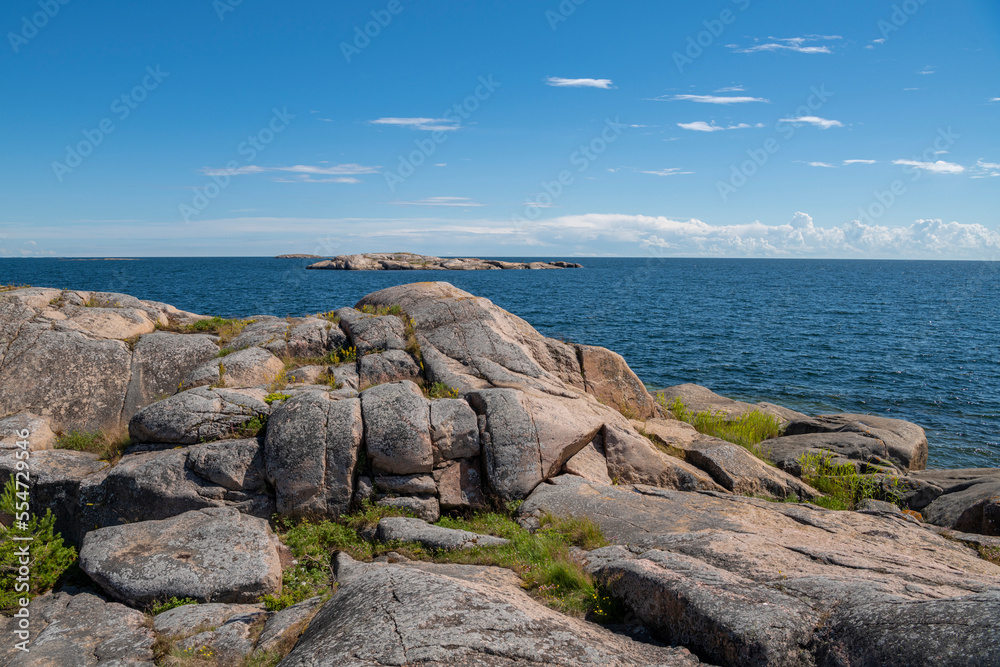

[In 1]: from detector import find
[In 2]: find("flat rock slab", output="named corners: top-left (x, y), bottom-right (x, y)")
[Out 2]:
top-left (520, 475), bottom-right (1000, 666)
top-left (657, 384), bottom-right (808, 424)
top-left (128, 386), bottom-right (269, 445)
top-left (278, 554), bottom-right (701, 666)
top-left (253, 596), bottom-right (324, 656)
top-left (784, 412), bottom-right (928, 472)
top-left (0, 589), bottom-right (154, 666)
top-left (79, 507), bottom-right (282, 607)
top-left (152, 602), bottom-right (267, 638)
top-left (375, 517), bottom-right (509, 551)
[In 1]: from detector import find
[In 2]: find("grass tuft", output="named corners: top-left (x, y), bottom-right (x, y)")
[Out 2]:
top-left (150, 597), bottom-right (198, 615)
top-left (55, 424), bottom-right (131, 464)
top-left (658, 395), bottom-right (781, 462)
top-left (185, 317), bottom-right (254, 345)
top-left (424, 382), bottom-right (459, 399)
top-left (797, 450), bottom-right (902, 511)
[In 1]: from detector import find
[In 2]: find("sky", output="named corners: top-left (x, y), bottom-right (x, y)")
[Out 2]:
top-left (1, 0), bottom-right (999, 259)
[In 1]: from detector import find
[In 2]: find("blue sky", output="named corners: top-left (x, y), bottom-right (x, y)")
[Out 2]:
top-left (2, 0), bottom-right (998, 258)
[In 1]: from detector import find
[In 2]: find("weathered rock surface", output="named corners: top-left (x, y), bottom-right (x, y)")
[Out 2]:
top-left (784, 413), bottom-right (929, 472)
top-left (358, 349), bottom-right (422, 388)
top-left (152, 602), bottom-right (266, 638)
top-left (174, 607), bottom-right (270, 664)
top-left (336, 308), bottom-right (408, 356)
top-left (252, 595), bottom-right (323, 656)
top-left (763, 431), bottom-right (902, 476)
top-left (914, 468), bottom-right (1000, 536)
top-left (375, 494), bottom-right (440, 522)
top-left (76, 439), bottom-right (272, 541)
top-left (658, 383), bottom-right (808, 425)
top-left (603, 424), bottom-right (725, 492)
top-left (121, 331), bottom-right (218, 419)
top-left (278, 554), bottom-right (700, 666)
top-left (264, 391), bottom-right (363, 518)
top-left (562, 438), bottom-right (613, 485)
top-left (361, 381), bottom-right (433, 476)
top-left (429, 397), bottom-right (480, 462)
top-left (434, 458), bottom-right (486, 509)
top-left (128, 386), bottom-right (269, 445)
top-left (576, 344), bottom-right (658, 419)
top-left (0, 589), bottom-right (155, 666)
top-left (307, 252), bottom-right (583, 271)
top-left (79, 507), bottom-right (282, 606)
top-left (375, 517), bottom-right (509, 551)
top-left (521, 475), bottom-right (1000, 667)
top-left (0, 413), bottom-right (55, 451)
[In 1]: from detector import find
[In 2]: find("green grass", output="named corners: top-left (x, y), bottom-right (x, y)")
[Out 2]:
top-left (323, 346), bottom-right (357, 366)
top-left (265, 504), bottom-right (623, 620)
top-left (0, 478), bottom-right (77, 611)
top-left (359, 304), bottom-right (404, 317)
top-left (185, 317), bottom-right (254, 345)
top-left (658, 395), bottom-right (781, 462)
top-left (424, 382), bottom-right (459, 399)
top-left (150, 597), bottom-right (198, 615)
top-left (55, 425), bottom-right (131, 464)
top-left (797, 450), bottom-right (902, 511)
top-left (264, 392), bottom-right (292, 405)
top-left (978, 544), bottom-right (1000, 567)
top-left (0, 284), bottom-right (30, 293)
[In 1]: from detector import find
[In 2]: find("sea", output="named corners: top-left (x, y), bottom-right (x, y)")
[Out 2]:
top-left (2, 257), bottom-right (997, 470)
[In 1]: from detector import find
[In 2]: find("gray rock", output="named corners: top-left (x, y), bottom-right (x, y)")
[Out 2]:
top-left (353, 475), bottom-right (374, 505)
top-left (520, 475), bottom-right (1000, 666)
top-left (361, 381), bottom-right (433, 475)
top-left (264, 391), bottom-right (363, 518)
top-left (0, 449), bottom-right (107, 544)
top-left (920, 473), bottom-right (1000, 536)
top-left (279, 554), bottom-right (701, 667)
top-left (223, 317), bottom-right (286, 351)
top-left (435, 458), bottom-right (486, 510)
top-left (467, 388), bottom-right (542, 501)
top-left (0, 413), bottom-right (55, 451)
top-left (603, 423), bottom-right (727, 492)
top-left (252, 595), bottom-right (323, 656)
top-left (217, 346), bottom-right (285, 388)
top-left (79, 507), bottom-right (282, 606)
top-left (277, 317), bottom-right (345, 357)
top-left (121, 332), bottom-right (218, 419)
top-left (683, 438), bottom-right (819, 500)
top-left (764, 431), bottom-right (902, 476)
top-left (376, 494), bottom-right (440, 522)
top-left (375, 517), bottom-right (509, 551)
top-left (337, 309), bottom-right (408, 356)
top-left (357, 349), bottom-right (422, 388)
top-left (286, 364), bottom-right (324, 385)
top-left (330, 362), bottom-right (359, 390)
top-left (175, 608), bottom-right (269, 664)
top-left (152, 602), bottom-right (265, 637)
top-left (575, 344), bottom-right (658, 420)
top-left (0, 589), bottom-right (154, 666)
top-left (373, 474), bottom-right (436, 495)
top-left (128, 386), bottom-right (269, 445)
top-left (308, 252), bottom-right (582, 271)
top-left (75, 440), bottom-right (273, 541)
top-left (784, 412), bottom-right (929, 472)
top-left (562, 437), bottom-right (613, 485)
top-left (430, 398), bottom-right (480, 462)
top-left (658, 383), bottom-right (808, 425)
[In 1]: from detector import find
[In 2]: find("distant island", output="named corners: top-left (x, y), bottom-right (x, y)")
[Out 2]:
top-left (306, 252), bottom-right (583, 271)
top-left (275, 254), bottom-right (323, 259)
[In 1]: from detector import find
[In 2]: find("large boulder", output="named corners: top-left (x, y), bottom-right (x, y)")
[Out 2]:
top-left (914, 469), bottom-right (1000, 536)
top-left (520, 475), bottom-right (1000, 666)
top-left (784, 413), bottom-right (929, 472)
top-left (336, 308), bottom-right (408, 356)
top-left (576, 344), bottom-right (658, 419)
top-left (264, 391), bottom-right (364, 518)
top-left (79, 507), bottom-right (282, 606)
top-left (128, 386), bottom-right (269, 445)
top-left (374, 517), bottom-right (509, 551)
top-left (602, 423), bottom-right (726, 492)
top-left (429, 398), bottom-right (480, 463)
top-left (357, 349), bottom-right (422, 388)
top-left (0, 413), bottom-right (55, 451)
top-left (658, 383), bottom-right (808, 425)
top-left (0, 589), bottom-right (155, 665)
top-left (763, 431), bottom-right (903, 476)
top-left (121, 331), bottom-right (218, 419)
top-left (75, 439), bottom-right (272, 541)
top-left (361, 381), bottom-right (433, 476)
top-left (278, 554), bottom-right (701, 666)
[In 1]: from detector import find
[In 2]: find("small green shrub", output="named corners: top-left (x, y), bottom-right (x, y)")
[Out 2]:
top-left (55, 426), bottom-right (131, 464)
top-left (233, 415), bottom-right (268, 438)
top-left (185, 317), bottom-right (253, 345)
top-left (425, 382), bottom-right (459, 399)
top-left (323, 347), bottom-right (357, 366)
top-left (659, 396), bottom-right (781, 462)
top-left (797, 450), bottom-right (901, 511)
top-left (150, 597), bottom-right (198, 615)
top-left (0, 478), bottom-right (77, 611)
top-left (264, 392), bottom-right (292, 405)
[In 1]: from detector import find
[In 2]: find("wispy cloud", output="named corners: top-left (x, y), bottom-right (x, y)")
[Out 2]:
top-left (201, 164), bottom-right (380, 182)
top-left (865, 38), bottom-right (886, 49)
top-left (918, 66), bottom-right (936, 75)
top-left (971, 159), bottom-right (1000, 178)
top-left (714, 85), bottom-right (745, 93)
top-left (391, 196), bottom-right (484, 207)
top-left (779, 116), bottom-right (844, 129)
top-left (893, 159), bottom-right (965, 174)
top-left (370, 117), bottom-right (461, 131)
top-left (545, 77), bottom-right (614, 89)
top-left (677, 121), bottom-right (759, 132)
top-left (637, 168), bottom-right (693, 176)
top-left (990, 98), bottom-right (1000, 103)
top-left (659, 94), bottom-right (769, 104)
top-left (733, 35), bottom-right (841, 54)
top-left (806, 162), bottom-right (836, 168)
top-left (843, 159), bottom-right (877, 165)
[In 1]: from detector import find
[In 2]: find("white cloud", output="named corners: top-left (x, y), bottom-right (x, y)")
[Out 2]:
top-left (201, 164), bottom-right (380, 182)
top-left (843, 159), bottom-right (877, 165)
top-left (990, 98), bottom-right (1000, 103)
top-left (733, 36), bottom-right (841, 54)
top-left (779, 116), bottom-right (844, 129)
top-left (545, 77), bottom-right (614, 89)
top-left (662, 94), bottom-right (769, 104)
top-left (807, 162), bottom-right (836, 168)
top-left (391, 196), bottom-right (484, 207)
top-left (714, 85), bottom-right (746, 93)
top-left (971, 159), bottom-right (1000, 178)
top-left (676, 121), bottom-right (755, 132)
top-left (918, 67), bottom-right (936, 75)
top-left (893, 159), bottom-right (965, 174)
top-left (370, 117), bottom-right (461, 131)
top-left (638, 168), bottom-right (693, 176)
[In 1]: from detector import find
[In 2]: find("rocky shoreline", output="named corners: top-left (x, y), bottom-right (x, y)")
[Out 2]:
top-left (0, 282), bottom-right (997, 666)
top-left (306, 252), bottom-right (583, 271)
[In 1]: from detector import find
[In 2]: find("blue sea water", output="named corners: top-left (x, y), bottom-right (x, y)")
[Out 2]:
top-left (2, 257), bottom-right (998, 470)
